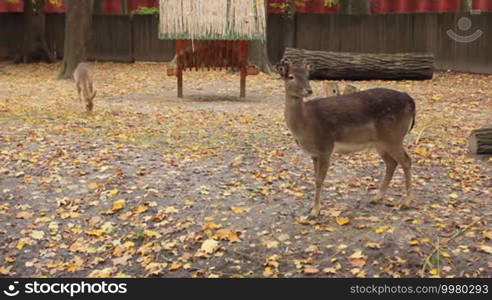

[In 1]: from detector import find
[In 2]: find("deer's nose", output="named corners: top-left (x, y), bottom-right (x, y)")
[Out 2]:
top-left (304, 88), bottom-right (313, 96)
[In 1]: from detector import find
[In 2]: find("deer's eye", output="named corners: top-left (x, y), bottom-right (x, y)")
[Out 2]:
top-left (288, 75), bottom-right (295, 80)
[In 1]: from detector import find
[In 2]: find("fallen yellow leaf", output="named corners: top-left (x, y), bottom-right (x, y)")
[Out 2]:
top-left (112, 199), bottom-right (125, 211)
top-left (200, 239), bottom-right (220, 254)
top-left (213, 228), bottom-right (241, 242)
top-left (165, 206), bottom-right (179, 214)
top-left (477, 244), bottom-right (492, 254)
top-left (335, 216), bottom-right (350, 226)
top-left (16, 211), bottom-right (34, 219)
top-left (365, 241), bottom-right (381, 249)
top-left (303, 266), bottom-right (319, 275)
top-left (375, 226), bottom-right (392, 234)
top-left (169, 262), bottom-right (182, 271)
top-left (30, 230), bottom-right (45, 240)
top-left (231, 206), bottom-right (250, 214)
top-left (88, 182), bottom-right (100, 189)
top-left (0, 266), bottom-right (12, 275)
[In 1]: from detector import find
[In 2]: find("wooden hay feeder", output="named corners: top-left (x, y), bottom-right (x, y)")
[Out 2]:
top-left (159, 0), bottom-right (266, 98)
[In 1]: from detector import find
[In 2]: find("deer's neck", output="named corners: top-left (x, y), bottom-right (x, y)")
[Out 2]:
top-left (284, 95), bottom-right (306, 135)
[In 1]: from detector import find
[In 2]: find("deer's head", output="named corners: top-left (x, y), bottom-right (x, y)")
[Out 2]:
top-left (276, 58), bottom-right (314, 99)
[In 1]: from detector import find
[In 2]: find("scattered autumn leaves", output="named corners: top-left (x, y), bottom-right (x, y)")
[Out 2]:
top-left (0, 62), bottom-right (490, 278)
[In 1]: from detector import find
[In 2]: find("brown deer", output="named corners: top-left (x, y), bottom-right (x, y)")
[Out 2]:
top-left (73, 62), bottom-right (96, 112)
top-left (324, 82), bottom-right (340, 97)
top-left (277, 59), bottom-right (416, 217)
top-left (324, 82), bottom-right (359, 98)
top-left (343, 84), bottom-right (359, 95)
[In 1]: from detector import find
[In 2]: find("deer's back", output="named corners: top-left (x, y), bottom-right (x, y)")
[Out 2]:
top-left (73, 63), bottom-right (91, 82)
top-left (306, 88), bottom-right (414, 126)
top-left (303, 88), bottom-right (415, 150)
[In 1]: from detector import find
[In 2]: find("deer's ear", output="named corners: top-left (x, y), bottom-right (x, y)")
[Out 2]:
top-left (276, 64), bottom-right (289, 78)
top-left (302, 60), bottom-right (315, 73)
top-left (306, 64), bottom-right (315, 73)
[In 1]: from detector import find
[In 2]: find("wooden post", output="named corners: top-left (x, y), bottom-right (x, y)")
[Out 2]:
top-left (240, 67), bottom-right (246, 98)
top-left (176, 40), bottom-right (184, 98)
top-left (239, 40), bottom-right (248, 98)
top-left (177, 67), bottom-right (183, 98)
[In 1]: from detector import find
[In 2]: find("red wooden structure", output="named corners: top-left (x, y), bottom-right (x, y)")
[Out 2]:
top-left (268, 0), bottom-right (339, 13)
top-left (2, 0), bottom-right (492, 14)
top-left (473, 0), bottom-right (492, 10)
top-left (167, 40), bottom-right (259, 98)
top-left (371, 0), bottom-right (463, 13)
top-left (0, 0), bottom-right (159, 14)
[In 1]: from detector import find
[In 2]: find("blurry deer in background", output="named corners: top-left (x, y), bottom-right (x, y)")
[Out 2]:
top-left (73, 62), bottom-right (96, 112)
top-left (324, 82), bottom-right (359, 97)
top-left (277, 59), bottom-right (416, 217)
top-left (343, 84), bottom-right (359, 94)
top-left (324, 82), bottom-right (340, 97)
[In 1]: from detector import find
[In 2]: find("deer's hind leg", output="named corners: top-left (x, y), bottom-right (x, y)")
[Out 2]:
top-left (371, 149), bottom-right (398, 204)
top-left (385, 146), bottom-right (414, 208)
top-left (88, 80), bottom-right (94, 96)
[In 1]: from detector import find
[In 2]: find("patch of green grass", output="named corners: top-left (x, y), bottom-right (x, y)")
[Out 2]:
top-left (134, 134), bottom-right (169, 149)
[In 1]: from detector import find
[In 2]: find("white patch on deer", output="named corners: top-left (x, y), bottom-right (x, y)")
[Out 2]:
top-left (333, 142), bottom-right (373, 154)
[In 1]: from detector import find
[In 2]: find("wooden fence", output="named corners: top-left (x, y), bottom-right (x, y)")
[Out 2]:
top-left (1, 12), bottom-right (491, 74)
top-left (268, 12), bottom-right (491, 74)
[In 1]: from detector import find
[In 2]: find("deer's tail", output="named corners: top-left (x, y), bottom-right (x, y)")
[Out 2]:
top-left (410, 109), bottom-right (416, 132)
top-left (407, 95), bottom-right (416, 133)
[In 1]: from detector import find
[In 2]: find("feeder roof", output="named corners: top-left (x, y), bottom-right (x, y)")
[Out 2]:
top-left (159, 0), bottom-right (266, 41)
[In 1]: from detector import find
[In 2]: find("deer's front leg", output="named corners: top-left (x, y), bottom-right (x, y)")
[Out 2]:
top-left (76, 83), bottom-right (82, 102)
top-left (311, 156), bottom-right (329, 217)
top-left (86, 99), bottom-right (93, 113)
top-left (312, 156), bottom-right (318, 178)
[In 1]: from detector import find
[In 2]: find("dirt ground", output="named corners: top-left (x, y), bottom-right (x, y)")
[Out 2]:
top-left (0, 62), bottom-right (490, 278)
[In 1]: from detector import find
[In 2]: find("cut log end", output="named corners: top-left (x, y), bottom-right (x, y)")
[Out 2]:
top-left (469, 127), bottom-right (492, 155)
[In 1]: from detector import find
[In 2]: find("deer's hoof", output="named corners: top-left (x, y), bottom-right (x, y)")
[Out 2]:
top-left (400, 194), bottom-right (415, 209)
top-left (370, 195), bottom-right (383, 205)
top-left (309, 208), bottom-right (320, 219)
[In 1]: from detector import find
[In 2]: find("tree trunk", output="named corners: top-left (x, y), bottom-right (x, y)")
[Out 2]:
top-left (93, 0), bottom-right (102, 14)
top-left (461, 0), bottom-right (472, 11)
top-left (248, 40), bottom-right (271, 73)
top-left (469, 127), bottom-right (492, 155)
top-left (248, 0), bottom-right (271, 73)
top-left (339, 0), bottom-right (351, 14)
top-left (284, 0), bottom-right (296, 48)
top-left (16, 0), bottom-right (54, 63)
top-left (340, 0), bottom-right (370, 15)
top-left (58, 0), bottom-right (94, 79)
top-left (284, 48), bottom-right (434, 80)
top-left (350, 0), bottom-right (370, 15)
top-left (121, 0), bottom-right (128, 14)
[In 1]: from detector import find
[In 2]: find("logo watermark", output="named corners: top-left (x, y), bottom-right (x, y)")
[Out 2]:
top-left (2, 280), bottom-right (127, 298)
top-left (447, 10), bottom-right (483, 43)
top-left (3, 281), bottom-right (20, 297)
